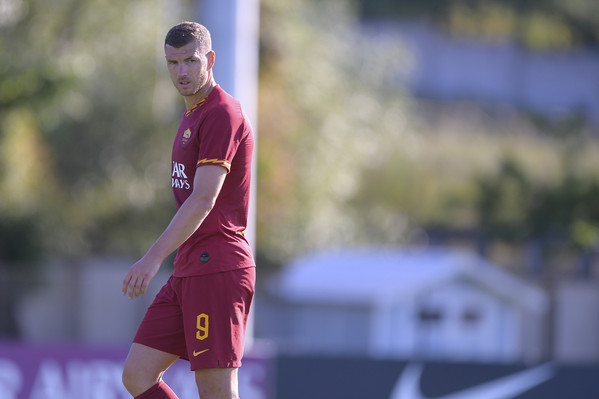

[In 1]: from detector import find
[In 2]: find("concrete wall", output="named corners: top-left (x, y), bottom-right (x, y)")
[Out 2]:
top-left (553, 281), bottom-right (599, 363)
top-left (15, 258), bottom-right (171, 344)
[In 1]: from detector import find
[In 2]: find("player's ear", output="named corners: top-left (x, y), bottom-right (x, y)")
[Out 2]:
top-left (206, 51), bottom-right (215, 70)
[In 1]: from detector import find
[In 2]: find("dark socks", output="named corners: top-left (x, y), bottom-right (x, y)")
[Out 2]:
top-left (135, 380), bottom-right (179, 399)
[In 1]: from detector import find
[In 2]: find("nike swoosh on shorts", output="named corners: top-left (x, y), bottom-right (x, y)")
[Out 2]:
top-left (192, 349), bottom-right (210, 357)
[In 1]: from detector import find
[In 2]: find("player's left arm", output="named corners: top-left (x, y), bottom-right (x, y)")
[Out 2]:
top-left (122, 165), bottom-right (227, 299)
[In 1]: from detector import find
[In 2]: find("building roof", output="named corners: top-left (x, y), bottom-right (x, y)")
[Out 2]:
top-left (270, 246), bottom-right (548, 314)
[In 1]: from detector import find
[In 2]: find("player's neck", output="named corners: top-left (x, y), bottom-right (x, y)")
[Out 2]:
top-left (184, 80), bottom-right (216, 110)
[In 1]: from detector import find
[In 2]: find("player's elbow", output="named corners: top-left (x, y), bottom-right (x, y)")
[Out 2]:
top-left (199, 197), bottom-right (217, 214)
top-left (190, 194), bottom-right (217, 216)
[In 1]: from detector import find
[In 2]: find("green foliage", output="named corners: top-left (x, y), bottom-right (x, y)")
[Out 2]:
top-left (477, 158), bottom-right (531, 241)
top-left (0, 0), bottom-right (192, 260)
top-left (257, 0), bottom-right (599, 270)
top-left (2, 0), bottom-right (599, 277)
top-left (474, 134), bottom-right (599, 251)
top-left (0, 215), bottom-right (41, 263)
top-left (258, 0), bottom-right (413, 260)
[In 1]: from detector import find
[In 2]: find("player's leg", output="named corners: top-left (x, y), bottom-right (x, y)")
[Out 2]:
top-left (123, 276), bottom-right (188, 397)
top-left (181, 268), bottom-right (255, 399)
top-left (122, 343), bottom-right (179, 397)
top-left (194, 367), bottom-right (239, 399)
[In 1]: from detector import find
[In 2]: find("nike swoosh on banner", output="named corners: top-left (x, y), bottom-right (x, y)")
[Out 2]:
top-left (390, 362), bottom-right (554, 399)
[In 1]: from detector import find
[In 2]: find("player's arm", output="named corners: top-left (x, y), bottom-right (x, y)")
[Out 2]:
top-left (122, 165), bottom-right (227, 299)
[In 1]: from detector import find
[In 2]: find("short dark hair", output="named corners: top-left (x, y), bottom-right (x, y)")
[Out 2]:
top-left (165, 22), bottom-right (212, 51)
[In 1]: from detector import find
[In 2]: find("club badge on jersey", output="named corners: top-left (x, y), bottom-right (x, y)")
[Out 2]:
top-left (182, 128), bottom-right (191, 145)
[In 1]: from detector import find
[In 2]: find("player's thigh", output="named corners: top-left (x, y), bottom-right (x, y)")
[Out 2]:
top-left (123, 343), bottom-right (179, 386)
top-left (195, 367), bottom-right (238, 398)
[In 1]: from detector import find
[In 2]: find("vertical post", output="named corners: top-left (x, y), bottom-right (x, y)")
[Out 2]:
top-left (196, 0), bottom-right (260, 349)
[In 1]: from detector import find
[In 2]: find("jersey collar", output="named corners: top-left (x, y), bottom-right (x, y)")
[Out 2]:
top-left (185, 97), bottom-right (207, 117)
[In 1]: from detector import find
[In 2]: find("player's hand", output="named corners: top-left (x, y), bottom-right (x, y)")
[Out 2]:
top-left (122, 256), bottom-right (161, 299)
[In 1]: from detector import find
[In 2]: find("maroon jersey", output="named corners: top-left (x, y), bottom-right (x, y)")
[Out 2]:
top-left (171, 85), bottom-right (254, 277)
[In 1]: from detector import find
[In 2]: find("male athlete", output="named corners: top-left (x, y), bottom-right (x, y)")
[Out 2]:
top-left (121, 22), bottom-right (255, 399)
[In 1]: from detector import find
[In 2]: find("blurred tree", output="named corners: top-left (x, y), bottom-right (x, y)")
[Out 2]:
top-left (476, 157), bottom-right (532, 242)
top-left (1, 0), bottom-right (597, 291)
top-left (475, 137), bottom-right (599, 273)
top-left (0, 0), bottom-right (192, 261)
top-left (0, 0), bottom-right (74, 336)
top-left (258, 0), bottom-right (413, 263)
top-left (257, 0), bottom-right (599, 273)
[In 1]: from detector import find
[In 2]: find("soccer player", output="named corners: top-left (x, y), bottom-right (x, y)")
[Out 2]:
top-left (121, 22), bottom-right (255, 399)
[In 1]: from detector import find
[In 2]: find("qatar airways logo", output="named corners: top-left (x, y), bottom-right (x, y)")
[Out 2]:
top-left (172, 161), bottom-right (191, 190)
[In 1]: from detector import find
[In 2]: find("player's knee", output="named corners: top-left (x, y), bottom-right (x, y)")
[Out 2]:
top-left (195, 370), bottom-right (238, 399)
top-left (196, 386), bottom-right (238, 399)
top-left (121, 365), bottom-right (137, 393)
top-left (122, 364), bottom-right (152, 396)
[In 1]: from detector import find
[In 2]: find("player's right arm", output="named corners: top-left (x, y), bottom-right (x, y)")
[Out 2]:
top-left (122, 164), bottom-right (227, 299)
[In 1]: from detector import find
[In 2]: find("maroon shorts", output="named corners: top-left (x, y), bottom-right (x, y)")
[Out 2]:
top-left (133, 267), bottom-right (255, 370)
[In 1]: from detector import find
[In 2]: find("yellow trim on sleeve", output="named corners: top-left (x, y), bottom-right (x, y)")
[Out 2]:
top-left (197, 158), bottom-right (231, 171)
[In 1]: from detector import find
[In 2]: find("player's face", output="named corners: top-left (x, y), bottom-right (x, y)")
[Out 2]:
top-left (165, 41), bottom-right (214, 100)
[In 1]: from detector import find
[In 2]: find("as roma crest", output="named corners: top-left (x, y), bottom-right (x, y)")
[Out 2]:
top-left (182, 128), bottom-right (191, 145)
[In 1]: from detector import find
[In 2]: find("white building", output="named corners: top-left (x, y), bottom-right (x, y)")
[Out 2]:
top-left (261, 246), bottom-right (549, 363)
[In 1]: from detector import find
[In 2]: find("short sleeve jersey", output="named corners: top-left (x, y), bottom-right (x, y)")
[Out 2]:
top-left (171, 85), bottom-right (255, 277)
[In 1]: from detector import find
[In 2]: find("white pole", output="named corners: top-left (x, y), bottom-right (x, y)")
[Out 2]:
top-left (196, 0), bottom-right (260, 349)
